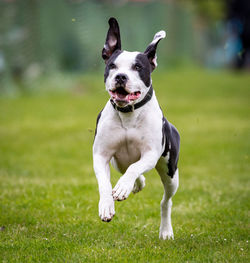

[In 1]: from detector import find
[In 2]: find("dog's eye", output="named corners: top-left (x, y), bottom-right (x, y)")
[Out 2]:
top-left (134, 63), bottom-right (142, 71)
top-left (109, 63), bottom-right (116, 69)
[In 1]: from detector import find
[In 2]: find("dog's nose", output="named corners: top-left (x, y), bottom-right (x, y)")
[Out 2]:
top-left (115, 74), bottom-right (128, 84)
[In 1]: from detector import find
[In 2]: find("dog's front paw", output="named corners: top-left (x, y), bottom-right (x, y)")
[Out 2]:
top-left (112, 176), bottom-right (134, 201)
top-left (99, 197), bottom-right (115, 222)
top-left (132, 175), bottom-right (146, 194)
top-left (159, 227), bottom-right (174, 240)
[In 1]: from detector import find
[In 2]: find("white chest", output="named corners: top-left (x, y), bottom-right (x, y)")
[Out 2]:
top-left (94, 95), bottom-right (164, 172)
top-left (112, 127), bottom-right (145, 172)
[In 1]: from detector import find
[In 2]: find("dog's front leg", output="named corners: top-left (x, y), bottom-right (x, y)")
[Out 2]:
top-left (113, 151), bottom-right (159, 201)
top-left (93, 154), bottom-right (115, 222)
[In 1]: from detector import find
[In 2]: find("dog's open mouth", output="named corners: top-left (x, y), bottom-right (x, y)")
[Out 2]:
top-left (109, 87), bottom-right (141, 103)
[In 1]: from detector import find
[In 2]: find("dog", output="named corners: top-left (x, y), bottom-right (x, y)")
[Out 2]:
top-left (93, 17), bottom-right (180, 240)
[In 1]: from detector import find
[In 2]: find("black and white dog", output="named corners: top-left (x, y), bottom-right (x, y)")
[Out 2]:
top-left (93, 18), bottom-right (180, 240)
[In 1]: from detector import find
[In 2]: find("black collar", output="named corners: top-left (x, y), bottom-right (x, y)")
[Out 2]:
top-left (110, 85), bottom-right (153, 113)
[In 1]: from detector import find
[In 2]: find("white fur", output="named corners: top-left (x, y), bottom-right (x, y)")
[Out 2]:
top-left (106, 51), bottom-right (151, 105)
top-left (93, 92), bottom-right (163, 200)
top-left (152, 30), bottom-right (166, 44)
top-left (93, 49), bottom-right (178, 238)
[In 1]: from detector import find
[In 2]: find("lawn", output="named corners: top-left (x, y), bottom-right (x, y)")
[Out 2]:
top-left (0, 69), bottom-right (249, 262)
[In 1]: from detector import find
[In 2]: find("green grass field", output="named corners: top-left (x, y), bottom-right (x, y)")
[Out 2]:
top-left (0, 70), bottom-right (249, 262)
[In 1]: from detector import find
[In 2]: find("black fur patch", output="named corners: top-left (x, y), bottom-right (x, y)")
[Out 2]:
top-left (135, 53), bottom-right (151, 87)
top-left (162, 117), bottom-right (180, 178)
top-left (104, 50), bottom-right (123, 83)
top-left (144, 36), bottom-right (164, 71)
top-left (94, 109), bottom-right (103, 139)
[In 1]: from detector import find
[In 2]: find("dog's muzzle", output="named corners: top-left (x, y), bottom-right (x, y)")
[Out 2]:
top-left (109, 74), bottom-right (141, 104)
top-left (109, 87), bottom-right (141, 103)
top-left (110, 85), bottom-right (153, 113)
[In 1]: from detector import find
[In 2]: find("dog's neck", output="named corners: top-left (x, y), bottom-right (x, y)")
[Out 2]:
top-left (116, 103), bottom-right (147, 130)
top-left (113, 89), bottom-right (156, 130)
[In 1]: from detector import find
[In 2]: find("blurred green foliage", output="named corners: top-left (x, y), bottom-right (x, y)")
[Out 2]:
top-left (183, 0), bottom-right (226, 21)
top-left (0, 0), bottom-right (228, 94)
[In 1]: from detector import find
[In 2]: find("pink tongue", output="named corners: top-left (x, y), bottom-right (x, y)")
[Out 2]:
top-left (113, 92), bottom-right (140, 101)
top-left (128, 93), bottom-right (140, 100)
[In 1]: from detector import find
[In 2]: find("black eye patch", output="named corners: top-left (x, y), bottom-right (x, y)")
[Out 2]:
top-left (132, 63), bottom-right (142, 71)
top-left (135, 53), bottom-right (151, 87)
top-left (104, 50), bottom-right (123, 82)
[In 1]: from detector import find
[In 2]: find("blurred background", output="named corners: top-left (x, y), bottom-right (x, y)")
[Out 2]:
top-left (0, 2), bottom-right (249, 260)
top-left (0, 0), bottom-right (249, 94)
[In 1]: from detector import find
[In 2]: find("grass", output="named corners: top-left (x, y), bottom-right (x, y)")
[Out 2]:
top-left (0, 69), bottom-right (249, 262)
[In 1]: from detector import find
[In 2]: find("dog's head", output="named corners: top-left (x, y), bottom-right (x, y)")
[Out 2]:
top-left (102, 17), bottom-right (166, 108)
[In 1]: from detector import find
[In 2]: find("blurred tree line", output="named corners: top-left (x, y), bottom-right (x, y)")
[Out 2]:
top-left (0, 0), bottom-right (248, 92)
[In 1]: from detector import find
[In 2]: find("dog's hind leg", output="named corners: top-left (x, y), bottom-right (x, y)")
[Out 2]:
top-left (132, 175), bottom-right (146, 194)
top-left (156, 157), bottom-right (179, 240)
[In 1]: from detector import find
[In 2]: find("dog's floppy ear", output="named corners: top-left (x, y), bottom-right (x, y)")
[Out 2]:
top-left (144, 30), bottom-right (166, 71)
top-left (102, 17), bottom-right (121, 63)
